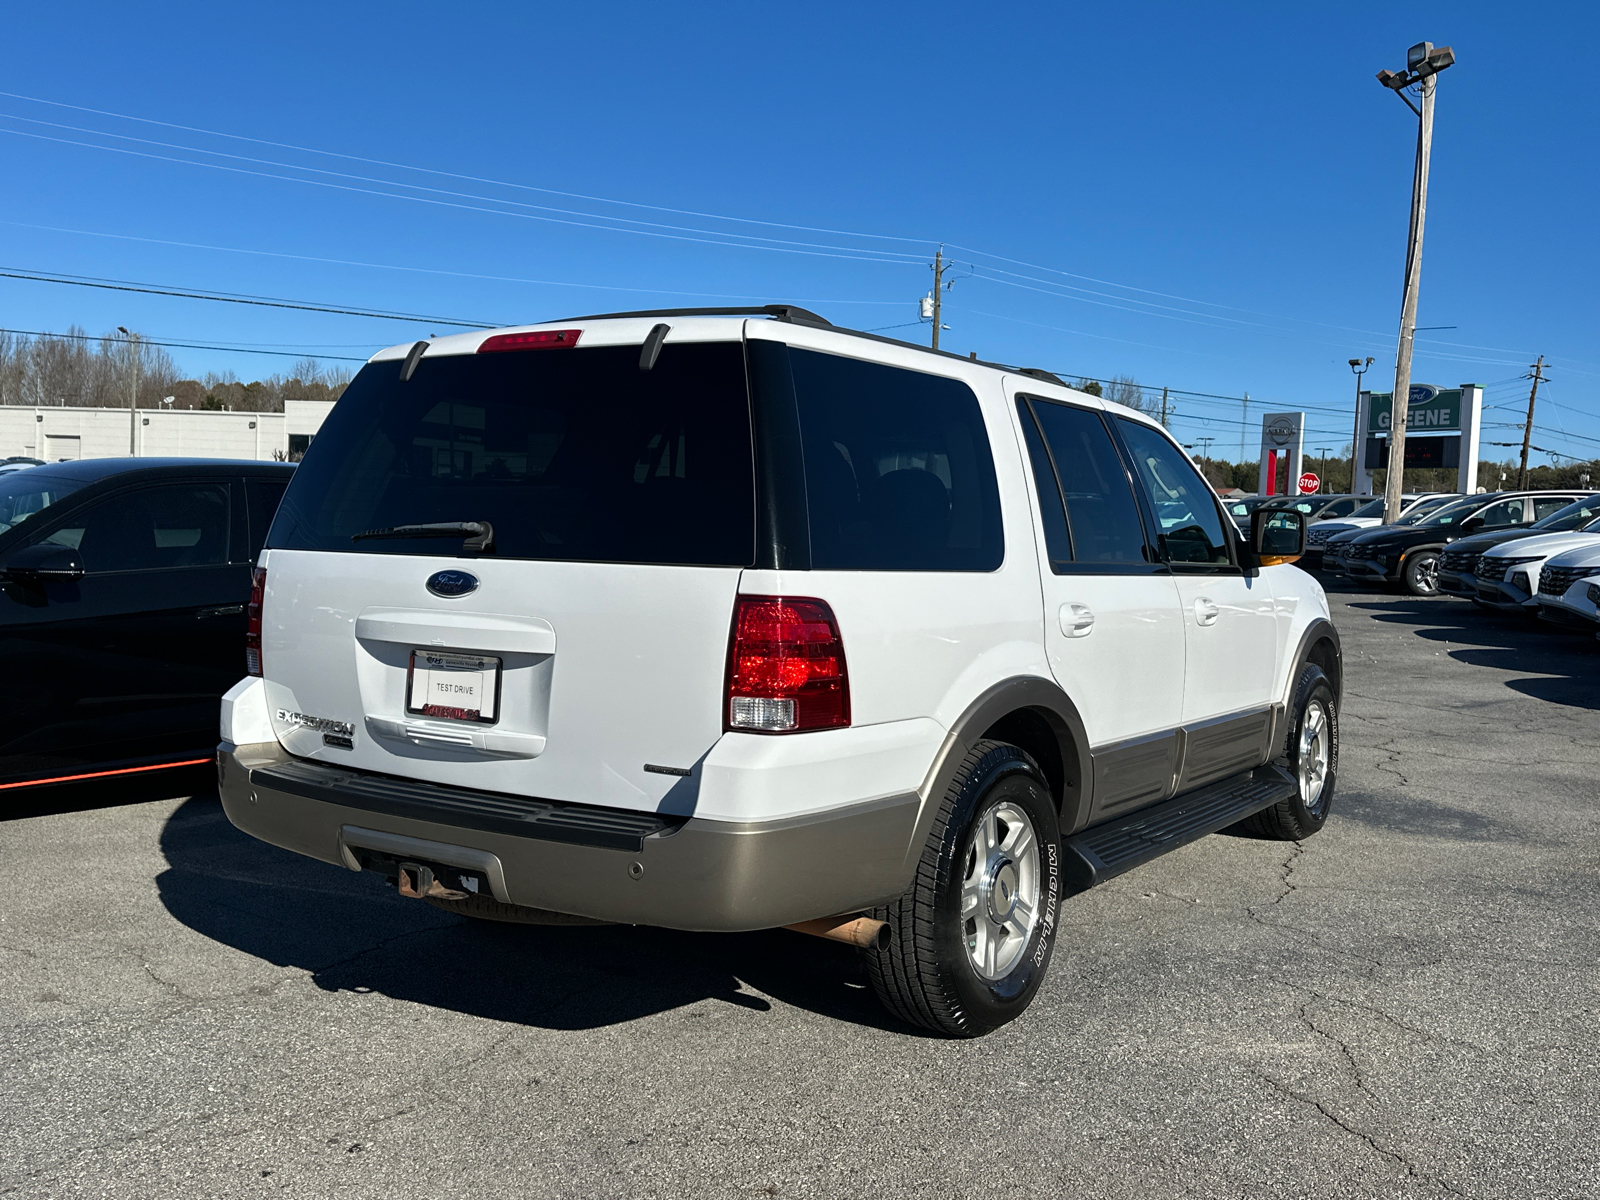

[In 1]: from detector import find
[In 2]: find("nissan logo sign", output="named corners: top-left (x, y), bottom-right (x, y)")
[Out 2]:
top-left (426, 570), bottom-right (479, 598)
top-left (1266, 419), bottom-right (1297, 446)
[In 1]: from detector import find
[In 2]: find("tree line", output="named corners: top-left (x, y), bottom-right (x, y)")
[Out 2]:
top-left (0, 328), bottom-right (351, 413)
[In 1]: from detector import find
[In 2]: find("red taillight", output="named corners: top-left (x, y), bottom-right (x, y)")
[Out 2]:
top-left (477, 329), bottom-right (582, 353)
top-left (725, 596), bottom-right (849, 733)
top-left (245, 568), bottom-right (266, 677)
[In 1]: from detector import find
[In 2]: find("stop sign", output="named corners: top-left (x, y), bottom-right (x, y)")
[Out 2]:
top-left (1297, 472), bottom-right (1320, 494)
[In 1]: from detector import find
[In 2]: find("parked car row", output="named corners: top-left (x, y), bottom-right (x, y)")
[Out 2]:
top-left (1318, 491), bottom-right (1590, 595)
top-left (1307, 489), bottom-right (1600, 636)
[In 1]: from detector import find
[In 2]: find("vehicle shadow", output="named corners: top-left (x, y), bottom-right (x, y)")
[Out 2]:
top-left (2, 763), bottom-right (216, 822)
top-left (155, 795), bottom-right (923, 1035)
top-left (1344, 595), bottom-right (1600, 710)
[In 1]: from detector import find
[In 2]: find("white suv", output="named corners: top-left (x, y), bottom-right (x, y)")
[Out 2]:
top-left (218, 306), bottom-right (1341, 1036)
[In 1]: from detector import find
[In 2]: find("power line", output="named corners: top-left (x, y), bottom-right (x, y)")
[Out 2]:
top-left (0, 125), bottom-right (927, 268)
top-left (0, 325), bottom-right (366, 362)
top-left (0, 88), bottom-right (938, 249)
top-left (0, 267), bottom-right (495, 327)
top-left (0, 218), bottom-right (907, 307)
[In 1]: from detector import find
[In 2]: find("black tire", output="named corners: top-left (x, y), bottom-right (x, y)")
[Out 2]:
top-left (1245, 664), bottom-right (1338, 840)
top-left (425, 894), bottom-right (610, 925)
top-left (1403, 549), bottom-right (1441, 596)
top-left (865, 740), bottom-right (1062, 1038)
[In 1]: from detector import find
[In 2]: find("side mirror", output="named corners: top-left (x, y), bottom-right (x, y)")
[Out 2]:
top-left (1, 541), bottom-right (86, 583)
top-left (1246, 508), bottom-right (1305, 568)
top-left (1461, 516), bottom-right (1484, 533)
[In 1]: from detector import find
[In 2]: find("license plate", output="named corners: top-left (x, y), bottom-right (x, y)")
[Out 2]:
top-left (407, 650), bottom-right (500, 723)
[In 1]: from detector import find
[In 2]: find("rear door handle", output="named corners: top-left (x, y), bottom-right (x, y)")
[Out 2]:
top-left (197, 604), bottom-right (244, 619)
top-left (1059, 603), bottom-right (1095, 638)
top-left (1193, 598), bottom-right (1220, 627)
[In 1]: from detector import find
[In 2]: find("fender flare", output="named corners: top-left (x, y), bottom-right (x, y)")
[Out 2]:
top-left (894, 676), bottom-right (1092, 888)
top-left (1272, 617), bottom-right (1342, 753)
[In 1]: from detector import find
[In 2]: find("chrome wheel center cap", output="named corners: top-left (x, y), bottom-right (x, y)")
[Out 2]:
top-left (986, 857), bottom-right (1020, 923)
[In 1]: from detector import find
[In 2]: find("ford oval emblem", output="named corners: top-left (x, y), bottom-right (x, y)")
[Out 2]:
top-left (426, 569), bottom-right (479, 598)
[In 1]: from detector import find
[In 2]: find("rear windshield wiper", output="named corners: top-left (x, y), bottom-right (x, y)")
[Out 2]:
top-left (352, 521), bottom-right (494, 553)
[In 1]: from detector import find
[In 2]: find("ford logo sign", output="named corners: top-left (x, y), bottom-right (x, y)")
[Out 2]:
top-left (426, 570), bottom-right (479, 598)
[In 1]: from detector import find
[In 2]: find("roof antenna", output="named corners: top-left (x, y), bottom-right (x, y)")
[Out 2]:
top-left (399, 340), bottom-right (429, 382)
top-left (639, 323), bottom-right (670, 371)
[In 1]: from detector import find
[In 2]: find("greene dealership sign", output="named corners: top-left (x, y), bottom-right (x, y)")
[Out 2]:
top-left (1367, 384), bottom-right (1462, 434)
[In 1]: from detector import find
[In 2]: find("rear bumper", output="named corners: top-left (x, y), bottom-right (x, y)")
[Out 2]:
top-left (218, 740), bottom-right (923, 932)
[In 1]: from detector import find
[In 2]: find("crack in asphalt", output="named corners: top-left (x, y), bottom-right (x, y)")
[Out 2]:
top-left (1294, 1001), bottom-right (1378, 1099)
top-left (1252, 1071), bottom-right (1469, 1197)
top-left (1269, 978), bottom-right (1490, 1053)
top-left (1372, 739), bottom-right (1410, 787)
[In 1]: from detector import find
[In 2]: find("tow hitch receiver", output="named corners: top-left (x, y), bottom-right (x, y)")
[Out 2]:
top-left (395, 860), bottom-right (471, 901)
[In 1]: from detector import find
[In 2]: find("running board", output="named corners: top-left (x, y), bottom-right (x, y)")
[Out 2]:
top-left (1063, 763), bottom-right (1297, 892)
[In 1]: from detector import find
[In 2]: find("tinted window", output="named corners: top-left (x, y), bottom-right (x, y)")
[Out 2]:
top-left (247, 479), bottom-right (289, 561)
top-left (1320, 498), bottom-right (1361, 518)
top-left (1476, 498), bottom-right (1526, 528)
top-left (1418, 497), bottom-right (1492, 527)
top-left (1534, 498), bottom-right (1600, 531)
top-left (789, 348), bottom-right (1002, 571)
top-left (37, 484), bottom-right (230, 573)
top-left (1115, 418), bottom-right (1232, 566)
top-left (1027, 399), bottom-right (1148, 565)
top-left (268, 343), bottom-right (755, 566)
top-left (1533, 496), bottom-right (1577, 521)
top-left (0, 473), bottom-right (87, 538)
top-left (1017, 403), bottom-right (1072, 565)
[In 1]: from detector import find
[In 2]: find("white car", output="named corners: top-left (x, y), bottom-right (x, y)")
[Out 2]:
top-left (216, 305), bottom-right (1340, 1037)
top-left (1472, 534), bottom-right (1600, 612)
top-left (1437, 497), bottom-right (1600, 610)
top-left (1534, 542), bottom-right (1600, 635)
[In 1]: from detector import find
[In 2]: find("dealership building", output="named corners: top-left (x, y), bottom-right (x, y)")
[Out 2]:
top-left (0, 399), bottom-right (334, 462)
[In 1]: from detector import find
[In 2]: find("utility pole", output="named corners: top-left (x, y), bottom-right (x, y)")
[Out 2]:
top-left (1348, 356), bottom-right (1374, 494)
top-left (927, 249), bottom-right (946, 352)
top-left (1158, 386), bottom-right (1170, 428)
top-left (1376, 40), bottom-right (1455, 524)
top-left (118, 326), bottom-right (140, 455)
top-left (1240, 392), bottom-right (1249, 466)
top-left (1517, 356), bottom-right (1547, 490)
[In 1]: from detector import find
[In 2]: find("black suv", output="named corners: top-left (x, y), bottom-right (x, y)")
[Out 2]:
top-left (1327, 491), bottom-right (1589, 595)
top-left (0, 458), bottom-right (293, 789)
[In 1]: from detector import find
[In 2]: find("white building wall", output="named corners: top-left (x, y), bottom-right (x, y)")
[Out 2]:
top-left (0, 403), bottom-right (334, 462)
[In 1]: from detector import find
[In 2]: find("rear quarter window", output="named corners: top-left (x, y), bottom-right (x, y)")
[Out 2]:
top-left (787, 348), bottom-right (1003, 571)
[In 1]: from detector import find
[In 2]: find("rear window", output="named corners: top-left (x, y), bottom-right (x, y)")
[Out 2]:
top-left (788, 348), bottom-right (1003, 571)
top-left (266, 341), bottom-right (756, 566)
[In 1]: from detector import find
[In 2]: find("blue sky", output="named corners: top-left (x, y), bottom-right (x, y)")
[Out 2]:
top-left (1, 1), bottom-right (1595, 465)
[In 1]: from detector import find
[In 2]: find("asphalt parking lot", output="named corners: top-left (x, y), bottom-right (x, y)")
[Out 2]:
top-left (3, 582), bottom-right (1597, 1200)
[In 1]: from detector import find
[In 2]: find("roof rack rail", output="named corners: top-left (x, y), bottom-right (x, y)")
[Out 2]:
top-left (1017, 368), bottom-right (1068, 386)
top-left (556, 304), bottom-right (832, 328)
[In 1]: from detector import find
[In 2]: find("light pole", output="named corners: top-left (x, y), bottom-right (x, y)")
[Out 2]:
top-left (1375, 40), bottom-right (1456, 523)
top-left (1348, 356), bottom-right (1374, 494)
top-left (117, 326), bottom-right (140, 456)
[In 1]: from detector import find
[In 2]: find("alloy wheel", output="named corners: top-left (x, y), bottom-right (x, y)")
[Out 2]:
top-left (960, 800), bottom-right (1041, 981)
